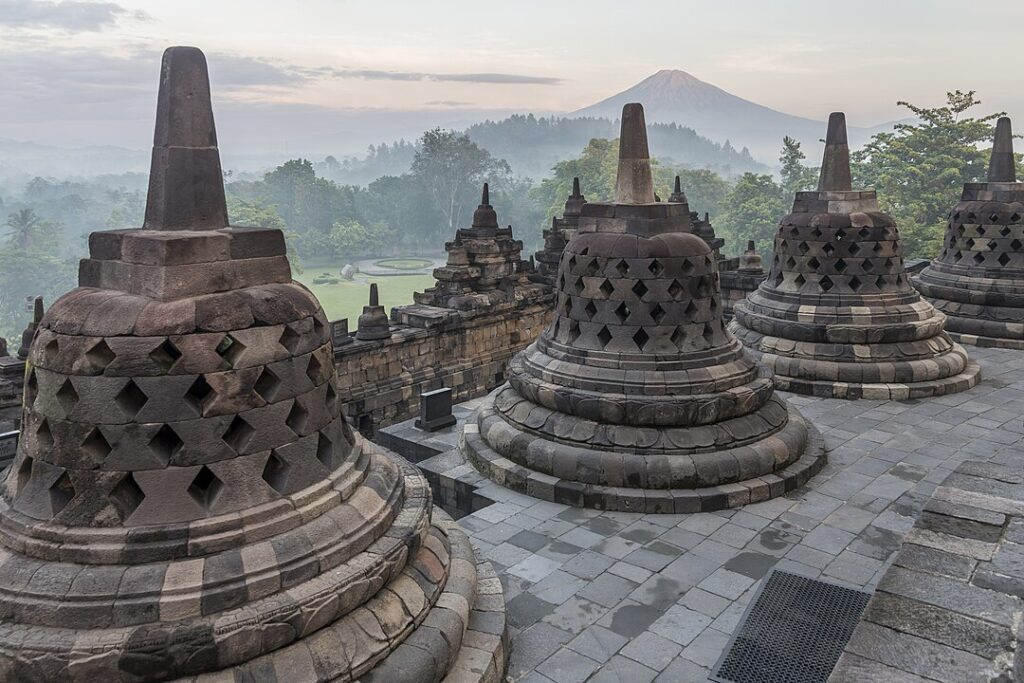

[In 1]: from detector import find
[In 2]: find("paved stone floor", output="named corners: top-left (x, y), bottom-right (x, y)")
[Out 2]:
top-left (379, 345), bottom-right (1024, 682)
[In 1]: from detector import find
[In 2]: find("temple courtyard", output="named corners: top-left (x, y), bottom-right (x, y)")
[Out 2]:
top-left (381, 344), bottom-right (1024, 682)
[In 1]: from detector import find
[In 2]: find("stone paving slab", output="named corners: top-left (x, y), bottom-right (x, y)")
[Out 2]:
top-left (379, 345), bottom-right (1024, 682)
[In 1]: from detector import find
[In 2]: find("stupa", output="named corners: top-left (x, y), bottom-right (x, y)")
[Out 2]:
top-left (0, 47), bottom-right (507, 682)
top-left (730, 113), bottom-right (981, 399)
top-left (534, 177), bottom-right (586, 285)
top-left (415, 184), bottom-right (539, 310)
top-left (913, 117), bottom-right (1024, 349)
top-left (462, 103), bottom-right (825, 513)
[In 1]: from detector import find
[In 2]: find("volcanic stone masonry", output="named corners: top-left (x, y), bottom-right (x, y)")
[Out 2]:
top-left (0, 46), bottom-right (507, 682)
top-left (913, 116), bottom-right (1024, 349)
top-left (534, 177), bottom-right (586, 286)
top-left (729, 112), bottom-right (981, 400)
top-left (415, 183), bottom-right (545, 310)
top-left (462, 102), bottom-right (826, 513)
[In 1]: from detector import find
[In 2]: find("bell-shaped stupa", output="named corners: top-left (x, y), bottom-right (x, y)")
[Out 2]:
top-left (914, 117), bottom-right (1024, 348)
top-left (730, 113), bottom-right (981, 399)
top-left (462, 103), bottom-right (825, 513)
top-left (0, 47), bottom-right (507, 682)
top-left (534, 177), bottom-right (586, 285)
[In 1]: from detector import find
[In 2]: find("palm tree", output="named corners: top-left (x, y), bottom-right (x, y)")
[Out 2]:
top-left (4, 209), bottom-right (41, 250)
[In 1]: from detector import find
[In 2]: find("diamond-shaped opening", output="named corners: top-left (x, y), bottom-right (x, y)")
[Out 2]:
top-left (973, 252), bottom-right (985, 264)
top-left (317, 432), bottom-right (337, 470)
top-left (562, 297), bottom-right (572, 317)
top-left (568, 320), bottom-right (581, 343)
top-left (1000, 226), bottom-right (1012, 237)
top-left (849, 275), bottom-right (862, 292)
top-left (811, 227), bottom-right (823, 239)
top-left (15, 456), bottom-right (33, 497)
top-left (798, 241), bottom-right (809, 255)
top-left (48, 471), bottom-right (75, 515)
top-left (615, 259), bottom-right (629, 276)
top-left (670, 326), bottom-right (686, 348)
top-left (709, 297), bottom-right (718, 311)
top-left (836, 229), bottom-right (846, 240)
top-left (680, 259), bottom-right (694, 276)
top-left (965, 238), bottom-right (976, 249)
top-left (574, 277), bottom-right (585, 296)
top-left (558, 274), bottom-right (565, 290)
top-left (568, 255), bottom-right (578, 271)
top-left (278, 325), bottom-right (301, 353)
top-left (43, 339), bottom-right (59, 365)
top-left (702, 322), bottom-right (716, 345)
top-left (822, 243), bottom-right (835, 256)
top-left (834, 258), bottom-right (847, 273)
top-left (261, 449), bottom-right (291, 494)
top-left (185, 375), bottom-right (214, 416)
top-left (584, 258), bottom-right (600, 276)
top-left (86, 340), bottom-right (116, 372)
top-left (794, 274), bottom-right (806, 288)
top-left (820, 275), bottom-right (834, 292)
top-left (668, 279), bottom-right (683, 299)
top-left (579, 246), bottom-right (589, 256)
top-left (875, 275), bottom-right (888, 289)
top-left (858, 227), bottom-right (870, 239)
top-left (789, 227), bottom-right (799, 237)
top-left (873, 242), bottom-right (884, 254)
top-left (148, 424), bottom-right (182, 465)
top-left (25, 370), bottom-right (38, 407)
top-left (285, 400), bottom-right (309, 436)
top-left (115, 379), bottom-right (148, 419)
top-left (998, 252), bottom-right (1011, 266)
top-left (149, 339), bottom-right (181, 373)
top-left (650, 303), bottom-right (666, 324)
top-left (599, 279), bottom-right (615, 298)
top-left (109, 472), bottom-right (144, 522)
top-left (990, 214), bottom-right (1000, 223)
top-left (312, 316), bottom-right (325, 339)
top-left (596, 325), bottom-right (612, 349)
top-left (306, 354), bottom-right (325, 385)
top-left (967, 212), bottom-right (976, 221)
top-left (614, 302), bottom-right (630, 324)
top-left (223, 415), bottom-right (255, 451)
top-left (779, 240), bottom-right (788, 251)
top-left (632, 280), bottom-right (648, 299)
top-left (807, 257), bottom-right (821, 270)
top-left (1012, 239), bottom-right (1023, 250)
top-left (632, 327), bottom-right (650, 351)
top-left (80, 427), bottom-right (111, 462)
top-left (696, 276), bottom-right (711, 298)
top-left (988, 240), bottom-right (999, 251)
top-left (325, 382), bottom-right (338, 412)
top-left (953, 250), bottom-right (963, 261)
top-left (254, 367), bottom-right (283, 403)
top-left (785, 256), bottom-right (797, 270)
top-left (216, 334), bottom-right (246, 368)
top-left (584, 300), bottom-right (598, 319)
top-left (1011, 213), bottom-right (1021, 223)
top-left (848, 242), bottom-right (860, 256)
top-left (36, 418), bottom-right (53, 449)
top-left (648, 259), bottom-right (664, 276)
top-left (188, 465), bottom-right (223, 511)
top-left (55, 378), bottom-right (78, 415)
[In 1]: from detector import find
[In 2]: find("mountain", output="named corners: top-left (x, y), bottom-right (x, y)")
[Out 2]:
top-left (571, 70), bottom-right (898, 164)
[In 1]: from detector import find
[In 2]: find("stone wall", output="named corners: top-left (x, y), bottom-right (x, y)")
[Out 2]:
top-left (334, 297), bottom-right (553, 433)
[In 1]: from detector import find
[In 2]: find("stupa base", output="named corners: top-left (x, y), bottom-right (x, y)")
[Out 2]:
top-left (462, 396), bottom-right (827, 513)
top-left (946, 330), bottom-right (1024, 351)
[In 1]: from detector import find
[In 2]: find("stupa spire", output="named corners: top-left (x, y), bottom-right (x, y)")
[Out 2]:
top-left (817, 112), bottom-right (853, 192)
top-left (988, 117), bottom-right (1016, 183)
top-left (143, 46), bottom-right (228, 230)
top-left (572, 176), bottom-right (581, 197)
top-left (471, 181), bottom-right (498, 228)
top-left (615, 103), bottom-right (656, 204)
top-left (668, 174), bottom-right (688, 203)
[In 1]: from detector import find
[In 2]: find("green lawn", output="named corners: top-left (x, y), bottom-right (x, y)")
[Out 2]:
top-left (295, 271), bottom-right (437, 323)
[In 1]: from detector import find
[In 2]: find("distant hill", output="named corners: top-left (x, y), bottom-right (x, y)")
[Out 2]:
top-left (572, 69), bottom-right (899, 163)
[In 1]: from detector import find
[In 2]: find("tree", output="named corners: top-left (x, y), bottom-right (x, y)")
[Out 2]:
top-left (329, 220), bottom-right (381, 262)
top-left (851, 91), bottom-right (1006, 258)
top-left (779, 136), bottom-right (817, 196)
top-left (410, 128), bottom-right (511, 241)
top-left (715, 173), bottom-right (788, 256)
top-left (4, 209), bottom-right (42, 249)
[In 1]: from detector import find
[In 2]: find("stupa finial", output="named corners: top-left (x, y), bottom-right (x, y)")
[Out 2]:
top-left (615, 103), bottom-right (656, 204)
top-left (369, 282), bottom-right (380, 307)
top-left (471, 181), bottom-right (498, 228)
top-left (988, 117), bottom-right (1016, 183)
top-left (143, 46), bottom-right (228, 230)
top-left (817, 112), bottom-right (852, 192)
top-left (572, 177), bottom-right (581, 197)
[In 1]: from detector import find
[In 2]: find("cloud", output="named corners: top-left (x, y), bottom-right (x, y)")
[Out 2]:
top-left (315, 68), bottom-right (562, 86)
top-left (0, 0), bottom-right (146, 31)
top-left (426, 100), bottom-right (474, 107)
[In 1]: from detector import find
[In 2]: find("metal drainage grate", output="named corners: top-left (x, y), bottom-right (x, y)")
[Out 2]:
top-left (711, 569), bottom-right (871, 683)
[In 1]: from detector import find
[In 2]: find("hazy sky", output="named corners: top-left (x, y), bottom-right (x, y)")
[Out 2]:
top-left (2, 0), bottom-right (1022, 152)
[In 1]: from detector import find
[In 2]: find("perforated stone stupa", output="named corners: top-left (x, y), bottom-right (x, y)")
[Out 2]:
top-left (730, 113), bottom-right (981, 400)
top-left (914, 117), bottom-right (1024, 349)
top-left (462, 103), bottom-right (825, 513)
top-left (534, 177), bottom-right (586, 285)
top-left (415, 184), bottom-right (541, 310)
top-left (0, 47), bottom-right (507, 682)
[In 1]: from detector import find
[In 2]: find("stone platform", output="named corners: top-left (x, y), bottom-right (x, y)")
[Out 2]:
top-left (380, 344), bottom-right (1024, 682)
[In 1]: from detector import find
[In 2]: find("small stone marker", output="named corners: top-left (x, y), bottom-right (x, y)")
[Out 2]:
top-left (416, 387), bottom-right (456, 431)
top-left (331, 318), bottom-right (353, 348)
